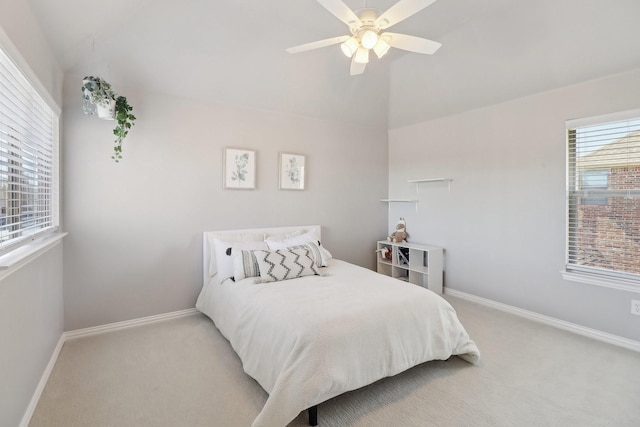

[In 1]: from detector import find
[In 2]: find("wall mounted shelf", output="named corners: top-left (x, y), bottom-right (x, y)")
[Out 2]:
top-left (408, 178), bottom-right (453, 192)
top-left (381, 179), bottom-right (452, 213)
top-left (407, 178), bottom-right (452, 183)
top-left (380, 198), bottom-right (419, 212)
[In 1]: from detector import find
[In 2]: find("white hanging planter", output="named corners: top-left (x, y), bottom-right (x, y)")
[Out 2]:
top-left (96, 99), bottom-right (116, 120)
top-left (81, 76), bottom-right (136, 162)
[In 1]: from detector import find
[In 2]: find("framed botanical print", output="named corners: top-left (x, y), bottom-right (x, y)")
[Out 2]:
top-left (224, 148), bottom-right (256, 189)
top-left (279, 152), bottom-right (305, 190)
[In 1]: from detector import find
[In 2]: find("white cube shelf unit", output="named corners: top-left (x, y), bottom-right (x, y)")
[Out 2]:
top-left (376, 240), bottom-right (443, 294)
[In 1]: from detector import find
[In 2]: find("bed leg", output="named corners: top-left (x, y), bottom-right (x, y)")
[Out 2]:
top-left (308, 405), bottom-right (318, 426)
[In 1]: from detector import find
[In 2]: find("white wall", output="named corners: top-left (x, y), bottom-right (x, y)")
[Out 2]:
top-left (388, 68), bottom-right (640, 342)
top-left (0, 2), bottom-right (64, 426)
top-left (0, 245), bottom-right (64, 427)
top-left (0, 0), bottom-right (62, 105)
top-left (62, 73), bottom-right (388, 330)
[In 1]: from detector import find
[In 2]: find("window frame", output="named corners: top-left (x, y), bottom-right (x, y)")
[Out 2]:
top-left (0, 31), bottom-right (61, 263)
top-left (564, 109), bottom-right (640, 292)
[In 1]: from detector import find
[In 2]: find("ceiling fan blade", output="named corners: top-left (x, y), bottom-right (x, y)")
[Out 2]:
top-left (376, 0), bottom-right (438, 29)
top-left (350, 57), bottom-right (367, 76)
top-left (383, 32), bottom-right (441, 54)
top-left (286, 35), bottom-right (350, 54)
top-left (316, 0), bottom-right (362, 28)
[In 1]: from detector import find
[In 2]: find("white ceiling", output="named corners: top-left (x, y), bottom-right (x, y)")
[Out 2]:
top-left (26, 0), bottom-right (640, 130)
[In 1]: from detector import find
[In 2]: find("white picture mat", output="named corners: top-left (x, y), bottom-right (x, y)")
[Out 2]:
top-left (279, 153), bottom-right (305, 190)
top-left (224, 148), bottom-right (256, 189)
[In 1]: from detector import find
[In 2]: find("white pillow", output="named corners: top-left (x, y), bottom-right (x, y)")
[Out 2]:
top-left (254, 248), bottom-right (320, 283)
top-left (212, 238), bottom-right (268, 282)
top-left (266, 229), bottom-right (333, 263)
top-left (207, 232), bottom-right (264, 277)
top-left (265, 229), bottom-right (306, 241)
top-left (265, 229), bottom-right (318, 246)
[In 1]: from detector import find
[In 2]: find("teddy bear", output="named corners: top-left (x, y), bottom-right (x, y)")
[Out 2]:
top-left (388, 218), bottom-right (408, 243)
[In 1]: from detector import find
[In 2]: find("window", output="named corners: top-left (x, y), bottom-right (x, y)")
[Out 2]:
top-left (580, 169), bottom-right (609, 206)
top-left (0, 45), bottom-right (58, 255)
top-left (567, 111), bottom-right (640, 284)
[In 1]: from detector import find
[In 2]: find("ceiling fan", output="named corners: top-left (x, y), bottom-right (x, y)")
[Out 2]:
top-left (286, 0), bottom-right (442, 76)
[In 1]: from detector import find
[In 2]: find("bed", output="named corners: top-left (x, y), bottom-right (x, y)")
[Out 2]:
top-left (196, 225), bottom-right (480, 427)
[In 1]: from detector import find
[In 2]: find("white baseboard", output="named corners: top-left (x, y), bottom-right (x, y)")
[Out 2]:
top-left (20, 308), bottom-right (200, 427)
top-left (19, 334), bottom-right (65, 427)
top-left (444, 288), bottom-right (640, 353)
top-left (63, 308), bottom-right (200, 341)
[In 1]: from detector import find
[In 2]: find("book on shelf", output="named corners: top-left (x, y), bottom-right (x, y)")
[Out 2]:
top-left (397, 247), bottom-right (410, 265)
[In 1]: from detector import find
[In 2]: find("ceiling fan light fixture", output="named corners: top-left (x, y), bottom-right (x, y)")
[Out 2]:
top-left (340, 37), bottom-right (359, 57)
top-left (373, 38), bottom-right (391, 59)
top-left (354, 46), bottom-right (370, 64)
top-left (360, 29), bottom-right (379, 49)
top-left (286, 0), bottom-right (442, 76)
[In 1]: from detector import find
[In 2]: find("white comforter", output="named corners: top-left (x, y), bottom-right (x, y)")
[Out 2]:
top-left (196, 259), bottom-right (480, 427)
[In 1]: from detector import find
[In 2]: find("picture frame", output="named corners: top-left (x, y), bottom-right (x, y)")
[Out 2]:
top-left (279, 153), bottom-right (305, 190)
top-left (224, 147), bottom-right (256, 189)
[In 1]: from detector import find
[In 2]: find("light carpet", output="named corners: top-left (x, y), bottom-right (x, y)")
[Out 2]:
top-left (29, 295), bottom-right (640, 427)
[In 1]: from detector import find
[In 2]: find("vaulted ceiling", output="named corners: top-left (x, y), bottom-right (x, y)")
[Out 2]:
top-left (27, 0), bottom-right (640, 130)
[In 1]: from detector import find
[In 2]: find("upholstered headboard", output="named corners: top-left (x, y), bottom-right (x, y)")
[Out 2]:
top-left (202, 225), bottom-right (321, 285)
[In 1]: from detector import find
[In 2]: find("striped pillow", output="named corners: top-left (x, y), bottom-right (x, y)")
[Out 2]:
top-left (254, 247), bottom-right (320, 283)
top-left (232, 249), bottom-right (261, 281)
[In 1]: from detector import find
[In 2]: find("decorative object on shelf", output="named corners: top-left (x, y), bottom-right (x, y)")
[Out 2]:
top-left (388, 217), bottom-right (408, 243)
top-left (224, 147), bottom-right (256, 190)
top-left (375, 246), bottom-right (392, 262)
top-left (397, 247), bottom-right (410, 265)
top-left (279, 153), bottom-right (305, 190)
top-left (81, 76), bottom-right (136, 162)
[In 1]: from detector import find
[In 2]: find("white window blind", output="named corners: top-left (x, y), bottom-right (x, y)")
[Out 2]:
top-left (567, 112), bottom-right (640, 282)
top-left (0, 46), bottom-right (57, 255)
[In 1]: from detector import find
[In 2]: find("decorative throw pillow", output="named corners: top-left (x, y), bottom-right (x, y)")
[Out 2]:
top-left (275, 241), bottom-right (328, 267)
top-left (232, 249), bottom-right (261, 281)
top-left (266, 237), bottom-right (333, 265)
top-left (213, 238), bottom-right (269, 282)
top-left (254, 248), bottom-right (320, 283)
top-left (207, 233), bottom-right (265, 277)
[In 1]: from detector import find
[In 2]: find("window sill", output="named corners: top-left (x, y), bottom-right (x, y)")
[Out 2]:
top-left (561, 270), bottom-right (640, 294)
top-left (0, 232), bottom-right (67, 278)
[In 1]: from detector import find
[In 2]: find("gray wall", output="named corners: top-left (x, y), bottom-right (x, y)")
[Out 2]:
top-left (62, 74), bottom-right (388, 330)
top-left (0, 2), bottom-right (64, 426)
top-left (388, 68), bottom-right (640, 342)
top-left (0, 245), bottom-right (64, 427)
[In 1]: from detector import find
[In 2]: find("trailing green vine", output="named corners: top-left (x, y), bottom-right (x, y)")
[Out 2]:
top-left (112, 96), bottom-right (136, 162)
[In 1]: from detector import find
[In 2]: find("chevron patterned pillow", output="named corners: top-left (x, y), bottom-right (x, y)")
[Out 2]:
top-left (254, 247), bottom-right (320, 283)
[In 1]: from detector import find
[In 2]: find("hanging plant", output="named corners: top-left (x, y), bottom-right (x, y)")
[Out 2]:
top-left (112, 96), bottom-right (136, 162)
top-left (82, 76), bottom-right (136, 162)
